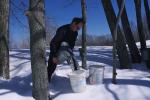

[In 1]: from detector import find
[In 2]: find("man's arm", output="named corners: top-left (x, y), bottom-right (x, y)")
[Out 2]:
top-left (70, 32), bottom-right (78, 50)
top-left (50, 27), bottom-right (65, 57)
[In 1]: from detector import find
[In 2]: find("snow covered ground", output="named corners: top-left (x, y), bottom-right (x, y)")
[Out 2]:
top-left (0, 46), bottom-right (150, 100)
top-left (136, 40), bottom-right (150, 48)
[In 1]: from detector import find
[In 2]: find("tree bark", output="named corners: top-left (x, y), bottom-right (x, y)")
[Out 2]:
top-left (117, 0), bottom-right (141, 63)
top-left (134, 0), bottom-right (147, 49)
top-left (101, 0), bottom-right (130, 68)
top-left (81, 0), bottom-right (87, 69)
top-left (0, 0), bottom-right (10, 79)
top-left (26, 0), bottom-right (49, 100)
top-left (144, 0), bottom-right (150, 35)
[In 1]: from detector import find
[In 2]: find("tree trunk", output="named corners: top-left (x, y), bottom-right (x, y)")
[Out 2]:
top-left (101, 0), bottom-right (130, 68)
top-left (134, 0), bottom-right (147, 49)
top-left (144, 0), bottom-right (150, 34)
top-left (117, 0), bottom-right (141, 63)
top-left (0, 0), bottom-right (10, 79)
top-left (81, 0), bottom-right (87, 69)
top-left (26, 0), bottom-right (49, 100)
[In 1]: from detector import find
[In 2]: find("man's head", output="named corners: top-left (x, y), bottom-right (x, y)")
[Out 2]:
top-left (71, 17), bottom-right (84, 31)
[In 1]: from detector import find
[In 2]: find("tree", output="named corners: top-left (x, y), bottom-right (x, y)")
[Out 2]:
top-left (81, 0), bottom-right (87, 69)
top-left (101, 0), bottom-right (130, 68)
top-left (142, 16), bottom-right (150, 40)
top-left (26, 0), bottom-right (49, 100)
top-left (0, 0), bottom-right (10, 79)
top-left (134, 0), bottom-right (146, 49)
top-left (144, 0), bottom-right (150, 34)
top-left (117, 0), bottom-right (141, 63)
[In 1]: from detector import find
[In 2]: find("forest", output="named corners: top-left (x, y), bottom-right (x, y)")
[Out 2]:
top-left (0, 0), bottom-right (150, 100)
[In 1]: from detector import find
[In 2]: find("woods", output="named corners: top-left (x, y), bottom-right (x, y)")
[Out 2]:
top-left (0, 0), bottom-right (150, 100)
top-left (101, 0), bottom-right (130, 68)
top-left (117, 0), bottom-right (141, 63)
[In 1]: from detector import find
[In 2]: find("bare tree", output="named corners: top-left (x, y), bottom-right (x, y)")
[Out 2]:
top-left (0, 0), bottom-right (10, 79)
top-left (26, 0), bottom-right (49, 100)
top-left (81, 0), bottom-right (87, 69)
top-left (101, 0), bottom-right (131, 68)
top-left (117, 0), bottom-right (141, 63)
top-left (134, 0), bottom-right (146, 49)
top-left (130, 21), bottom-right (140, 42)
top-left (144, 0), bottom-right (150, 34)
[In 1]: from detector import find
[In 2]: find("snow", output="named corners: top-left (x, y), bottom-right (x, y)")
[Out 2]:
top-left (0, 46), bottom-right (150, 100)
top-left (136, 40), bottom-right (150, 48)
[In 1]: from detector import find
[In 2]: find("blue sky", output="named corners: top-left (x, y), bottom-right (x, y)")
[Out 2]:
top-left (10, 0), bottom-right (150, 43)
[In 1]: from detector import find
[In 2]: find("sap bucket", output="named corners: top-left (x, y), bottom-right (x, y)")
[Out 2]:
top-left (68, 70), bottom-right (86, 93)
top-left (89, 65), bottom-right (105, 85)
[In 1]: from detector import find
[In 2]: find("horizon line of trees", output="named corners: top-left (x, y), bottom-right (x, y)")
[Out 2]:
top-left (9, 16), bottom-right (150, 48)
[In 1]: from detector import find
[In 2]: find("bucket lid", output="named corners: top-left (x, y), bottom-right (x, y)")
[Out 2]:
top-left (89, 65), bottom-right (104, 69)
top-left (68, 70), bottom-right (85, 77)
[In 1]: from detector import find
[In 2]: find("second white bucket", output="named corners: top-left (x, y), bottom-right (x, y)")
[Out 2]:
top-left (68, 70), bottom-right (86, 93)
top-left (89, 65), bottom-right (105, 85)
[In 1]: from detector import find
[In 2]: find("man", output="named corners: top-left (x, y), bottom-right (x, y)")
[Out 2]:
top-left (47, 17), bottom-right (84, 82)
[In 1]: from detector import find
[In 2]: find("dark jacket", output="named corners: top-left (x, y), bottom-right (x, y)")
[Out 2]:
top-left (50, 24), bottom-right (78, 57)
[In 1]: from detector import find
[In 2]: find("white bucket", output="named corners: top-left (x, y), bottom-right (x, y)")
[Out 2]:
top-left (68, 70), bottom-right (86, 93)
top-left (89, 65), bottom-right (105, 85)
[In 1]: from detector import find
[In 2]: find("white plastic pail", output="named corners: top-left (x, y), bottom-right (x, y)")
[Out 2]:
top-left (89, 65), bottom-right (104, 85)
top-left (68, 70), bottom-right (86, 93)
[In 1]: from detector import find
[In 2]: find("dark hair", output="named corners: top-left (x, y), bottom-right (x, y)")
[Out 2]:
top-left (71, 17), bottom-right (85, 24)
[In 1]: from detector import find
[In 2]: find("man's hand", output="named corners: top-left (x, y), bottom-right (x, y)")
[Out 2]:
top-left (53, 57), bottom-right (58, 64)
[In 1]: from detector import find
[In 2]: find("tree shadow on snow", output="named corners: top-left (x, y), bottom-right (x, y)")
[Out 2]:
top-left (104, 78), bottom-right (150, 87)
top-left (10, 49), bottom-right (114, 67)
top-left (50, 75), bottom-right (73, 99)
top-left (104, 84), bottom-right (120, 100)
top-left (103, 78), bottom-right (150, 100)
top-left (0, 50), bottom-right (32, 97)
top-left (10, 61), bottom-right (30, 73)
top-left (10, 49), bottom-right (31, 60)
top-left (0, 74), bottom-right (32, 97)
top-left (10, 49), bottom-right (30, 54)
top-left (74, 50), bottom-right (114, 67)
